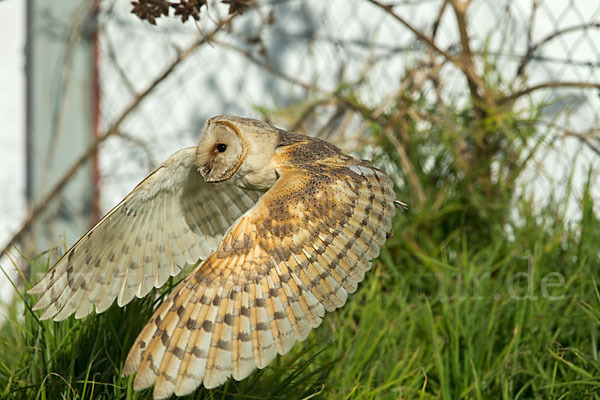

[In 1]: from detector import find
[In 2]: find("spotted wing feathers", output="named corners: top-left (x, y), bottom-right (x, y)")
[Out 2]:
top-left (123, 158), bottom-right (396, 399)
top-left (28, 147), bottom-right (261, 321)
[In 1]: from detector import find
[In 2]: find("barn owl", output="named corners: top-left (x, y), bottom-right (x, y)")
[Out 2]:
top-left (29, 115), bottom-right (401, 399)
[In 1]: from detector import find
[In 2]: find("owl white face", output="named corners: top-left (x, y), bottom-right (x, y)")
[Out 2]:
top-left (195, 116), bottom-right (281, 190)
top-left (196, 121), bottom-right (246, 182)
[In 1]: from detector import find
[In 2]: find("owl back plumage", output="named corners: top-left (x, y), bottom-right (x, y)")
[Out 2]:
top-left (123, 131), bottom-right (397, 398)
top-left (29, 117), bottom-right (400, 399)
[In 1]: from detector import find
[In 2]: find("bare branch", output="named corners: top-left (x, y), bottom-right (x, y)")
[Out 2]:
top-left (517, 21), bottom-right (600, 77)
top-left (448, 0), bottom-right (494, 116)
top-left (114, 131), bottom-right (158, 167)
top-left (499, 81), bottom-right (600, 105)
top-left (103, 28), bottom-right (137, 96)
top-left (366, 0), bottom-right (456, 63)
top-left (367, 0), bottom-right (494, 114)
top-left (213, 39), bottom-right (313, 90)
top-left (431, 0), bottom-right (449, 40)
top-left (290, 99), bottom-right (336, 132)
top-left (382, 127), bottom-right (426, 207)
top-left (563, 129), bottom-right (600, 157)
top-left (516, 0), bottom-right (538, 79)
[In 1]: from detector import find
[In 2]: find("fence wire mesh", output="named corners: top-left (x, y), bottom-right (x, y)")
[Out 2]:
top-left (1, 0), bottom-right (599, 260)
top-left (96, 0), bottom-right (600, 218)
top-left (0, 0), bottom-right (598, 393)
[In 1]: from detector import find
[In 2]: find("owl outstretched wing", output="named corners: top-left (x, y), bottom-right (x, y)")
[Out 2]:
top-left (29, 147), bottom-right (261, 321)
top-left (122, 141), bottom-right (397, 399)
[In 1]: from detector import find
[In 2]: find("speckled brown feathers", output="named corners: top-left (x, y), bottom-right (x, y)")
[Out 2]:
top-left (122, 132), bottom-right (397, 398)
top-left (29, 116), bottom-right (399, 399)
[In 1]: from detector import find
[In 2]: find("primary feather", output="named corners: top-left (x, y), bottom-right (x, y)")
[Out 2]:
top-left (29, 116), bottom-right (399, 399)
top-left (29, 147), bottom-right (261, 320)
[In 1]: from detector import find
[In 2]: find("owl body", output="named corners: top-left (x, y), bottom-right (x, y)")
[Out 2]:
top-left (29, 116), bottom-right (399, 399)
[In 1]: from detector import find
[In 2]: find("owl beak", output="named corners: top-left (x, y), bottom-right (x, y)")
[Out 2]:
top-left (200, 164), bottom-right (212, 179)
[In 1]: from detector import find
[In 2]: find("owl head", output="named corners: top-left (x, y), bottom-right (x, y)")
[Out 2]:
top-left (195, 116), bottom-right (280, 188)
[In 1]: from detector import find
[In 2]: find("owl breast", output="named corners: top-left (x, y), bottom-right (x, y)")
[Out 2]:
top-left (228, 163), bottom-right (279, 191)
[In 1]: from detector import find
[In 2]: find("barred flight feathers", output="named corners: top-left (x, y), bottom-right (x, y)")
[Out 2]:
top-left (122, 136), bottom-right (397, 399)
top-left (29, 116), bottom-right (400, 399)
top-left (28, 147), bottom-right (261, 321)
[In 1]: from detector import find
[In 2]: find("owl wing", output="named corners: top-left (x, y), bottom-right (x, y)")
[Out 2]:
top-left (28, 147), bottom-right (262, 321)
top-left (122, 158), bottom-right (397, 399)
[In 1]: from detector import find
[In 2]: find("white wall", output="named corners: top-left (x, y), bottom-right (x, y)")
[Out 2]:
top-left (0, 0), bottom-right (25, 308)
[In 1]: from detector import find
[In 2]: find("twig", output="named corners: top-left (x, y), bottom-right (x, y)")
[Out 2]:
top-left (563, 129), bottom-right (600, 157)
top-left (114, 131), bottom-right (158, 167)
top-left (383, 67), bottom-right (435, 208)
top-left (516, 0), bottom-right (538, 79)
top-left (366, 0), bottom-right (455, 64)
top-left (103, 26), bottom-right (137, 96)
top-left (366, 0), bottom-right (495, 114)
top-left (517, 21), bottom-right (600, 77)
top-left (431, 0), bottom-right (449, 40)
top-left (290, 99), bottom-right (336, 132)
top-left (212, 39), bottom-right (313, 90)
top-left (0, 16), bottom-right (236, 260)
top-left (383, 127), bottom-right (426, 207)
top-left (448, 0), bottom-right (494, 116)
top-left (498, 81), bottom-right (600, 105)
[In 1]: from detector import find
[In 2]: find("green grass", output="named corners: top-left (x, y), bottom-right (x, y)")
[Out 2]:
top-left (1, 170), bottom-right (599, 399)
top-left (2, 79), bottom-right (600, 398)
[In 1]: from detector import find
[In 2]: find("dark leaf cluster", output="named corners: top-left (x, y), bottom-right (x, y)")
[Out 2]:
top-left (221, 0), bottom-right (251, 15)
top-left (130, 0), bottom-right (250, 24)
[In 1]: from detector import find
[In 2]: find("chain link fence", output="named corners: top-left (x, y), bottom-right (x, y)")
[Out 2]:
top-left (0, 0), bottom-right (597, 392)
top-left (1, 0), bottom-right (599, 264)
top-left (96, 0), bottom-right (600, 217)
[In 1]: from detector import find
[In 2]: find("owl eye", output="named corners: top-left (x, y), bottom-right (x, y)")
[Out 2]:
top-left (216, 143), bottom-right (227, 153)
